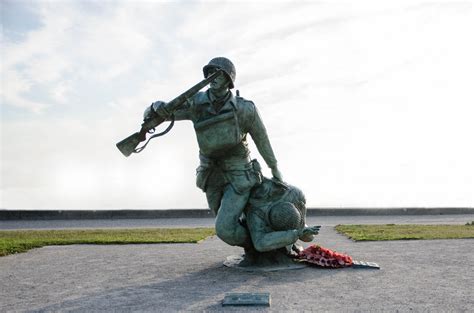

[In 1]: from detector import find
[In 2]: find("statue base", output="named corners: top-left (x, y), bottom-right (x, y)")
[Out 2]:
top-left (223, 248), bottom-right (307, 272)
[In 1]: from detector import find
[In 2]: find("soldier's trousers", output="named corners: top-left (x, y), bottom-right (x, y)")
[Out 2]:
top-left (198, 158), bottom-right (261, 248)
top-left (206, 184), bottom-right (252, 248)
top-left (204, 170), bottom-right (255, 248)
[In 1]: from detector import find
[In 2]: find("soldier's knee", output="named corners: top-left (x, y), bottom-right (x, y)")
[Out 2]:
top-left (216, 220), bottom-right (246, 246)
top-left (215, 221), bottom-right (234, 243)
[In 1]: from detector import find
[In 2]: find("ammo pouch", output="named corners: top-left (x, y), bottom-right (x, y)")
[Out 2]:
top-left (194, 109), bottom-right (243, 157)
top-left (195, 159), bottom-right (263, 194)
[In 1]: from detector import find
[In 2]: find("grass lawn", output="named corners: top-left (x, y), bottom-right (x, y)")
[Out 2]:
top-left (0, 228), bottom-right (215, 257)
top-left (335, 224), bottom-right (474, 241)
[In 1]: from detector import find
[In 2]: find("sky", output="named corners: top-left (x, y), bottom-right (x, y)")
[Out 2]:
top-left (1, 0), bottom-right (473, 210)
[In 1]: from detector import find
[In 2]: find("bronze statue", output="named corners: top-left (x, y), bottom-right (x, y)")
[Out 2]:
top-left (143, 57), bottom-right (285, 249)
top-left (118, 57), bottom-right (319, 269)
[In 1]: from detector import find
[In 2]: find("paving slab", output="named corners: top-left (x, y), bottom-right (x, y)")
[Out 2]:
top-left (1, 226), bottom-right (473, 312)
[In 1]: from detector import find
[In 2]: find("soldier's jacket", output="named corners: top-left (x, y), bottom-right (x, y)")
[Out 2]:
top-left (154, 89), bottom-right (277, 194)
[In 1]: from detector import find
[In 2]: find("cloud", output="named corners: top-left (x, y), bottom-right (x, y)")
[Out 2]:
top-left (1, 1), bottom-right (473, 209)
top-left (2, 1), bottom-right (153, 112)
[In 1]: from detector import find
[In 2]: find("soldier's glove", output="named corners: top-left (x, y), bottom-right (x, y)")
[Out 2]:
top-left (271, 166), bottom-right (283, 181)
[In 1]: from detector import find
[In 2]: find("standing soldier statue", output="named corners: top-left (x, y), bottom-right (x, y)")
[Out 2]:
top-left (143, 57), bottom-right (283, 249)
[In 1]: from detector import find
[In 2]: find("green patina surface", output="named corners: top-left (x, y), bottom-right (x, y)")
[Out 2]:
top-left (0, 228), bottom-right (215, 257)
top-left (335, 224), bottom-right (474, 241)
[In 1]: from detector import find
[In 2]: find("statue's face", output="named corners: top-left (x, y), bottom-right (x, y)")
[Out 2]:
top-left (208, 68), bottom-right (230, 92)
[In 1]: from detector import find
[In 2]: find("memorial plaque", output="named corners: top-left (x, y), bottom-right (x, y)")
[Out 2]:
top-left (223, 292), bottom-right (271, 306)
top-left (352, 260), bottom-right (380, 269)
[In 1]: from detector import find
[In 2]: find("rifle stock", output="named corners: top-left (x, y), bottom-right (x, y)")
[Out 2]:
top-left (116, 69), bottom-right (222, 157)
top-left (116, 132), bottom-right (146, 157)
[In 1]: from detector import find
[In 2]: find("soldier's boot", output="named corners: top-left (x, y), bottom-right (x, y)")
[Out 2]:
top-left (289, 242), bottom-right (304, 257)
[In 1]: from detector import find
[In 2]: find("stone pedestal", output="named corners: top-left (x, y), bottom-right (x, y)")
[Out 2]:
top-left (223, 247), bottom-right (306, 272)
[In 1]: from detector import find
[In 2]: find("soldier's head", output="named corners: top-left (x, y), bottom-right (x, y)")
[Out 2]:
top-left (203, 57), bottom-right (236, 90)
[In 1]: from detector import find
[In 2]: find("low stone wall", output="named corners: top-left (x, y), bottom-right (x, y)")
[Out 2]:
top-left (1, 208), bottom-right (473, 220)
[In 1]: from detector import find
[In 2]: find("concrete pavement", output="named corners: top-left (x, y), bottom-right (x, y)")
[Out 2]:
top-left (1, 221), bottom-right (473, 312)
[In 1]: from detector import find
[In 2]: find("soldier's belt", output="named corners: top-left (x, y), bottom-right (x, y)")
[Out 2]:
top-left (199, 156), bottom-right (252, 171)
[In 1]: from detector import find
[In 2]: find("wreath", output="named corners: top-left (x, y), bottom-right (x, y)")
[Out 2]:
top-left (298, 245), bottom-right (353, 268)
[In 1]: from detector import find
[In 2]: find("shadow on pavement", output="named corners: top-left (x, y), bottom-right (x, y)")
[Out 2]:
top-left (36, 259), bottom-right (342, 311)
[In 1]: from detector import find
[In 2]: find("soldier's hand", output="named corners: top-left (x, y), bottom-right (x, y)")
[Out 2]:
top-left (271, 166), bottom-right (283, 181)
top-left (298, 225), bottom-right (321, 238)
top-left (143, 101), bottom-right (168, 121)
top-left (143, 104), bottom-right (157, 121)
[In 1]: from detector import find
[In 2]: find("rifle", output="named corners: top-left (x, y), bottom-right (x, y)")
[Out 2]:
top-left (116, 69), bottom-right (223, 157)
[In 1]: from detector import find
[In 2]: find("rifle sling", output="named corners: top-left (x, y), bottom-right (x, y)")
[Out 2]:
top-left (134, 115), bottom-right (175, 153)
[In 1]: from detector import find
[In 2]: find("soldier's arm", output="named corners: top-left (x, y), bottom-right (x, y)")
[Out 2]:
top-left (247, 211), bottom-right (299, 252)
top-left (247, 103), bottom-right (280, 177)
top-left (148, 98), bottom-right (193, 121)
top-left (253, 230), bottom-right (301, 252)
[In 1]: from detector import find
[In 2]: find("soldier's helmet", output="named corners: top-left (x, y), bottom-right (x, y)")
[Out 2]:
top-left (265, 183), bottom-right (307, 231)
top-left (268, 202), bottom-right (302, 231)
top-left (203, 57), bottom-right (236, 89)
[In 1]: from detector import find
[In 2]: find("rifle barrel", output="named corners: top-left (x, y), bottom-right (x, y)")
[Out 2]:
top-left (141, 69), bottom-right (223, 132)
top-left (116, 69), bottom-right (223, 157)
